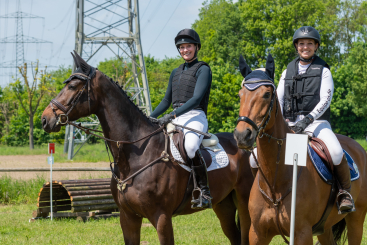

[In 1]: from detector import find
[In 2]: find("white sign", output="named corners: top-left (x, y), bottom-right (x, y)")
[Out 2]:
top-left (285, 133), bottom-right (308, 167)
top-left (48, 156), bottom-right (54, 165)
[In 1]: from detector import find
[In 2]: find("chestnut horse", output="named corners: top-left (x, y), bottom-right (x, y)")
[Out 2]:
top-left (41, 53), bottom-right (253, 245)
top-left (234, 55), bottom-right (367, 244)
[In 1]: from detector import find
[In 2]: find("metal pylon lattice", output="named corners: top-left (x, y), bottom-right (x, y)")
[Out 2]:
top-left (65, 0), bottom-right (152, 160)
top-left (0, 0), bottom-right (51, 80)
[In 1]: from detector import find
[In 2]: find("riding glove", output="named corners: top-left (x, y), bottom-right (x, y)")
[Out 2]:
top-left (148, 116), bottom-right (158, 124)
top-left (293, 114), bottom-right (314, 134)
top-left (157, 113), bottom-right (174, 126)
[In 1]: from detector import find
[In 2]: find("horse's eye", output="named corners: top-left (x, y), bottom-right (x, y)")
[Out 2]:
top-left (263, 92), bottom-right (271, 99)
top-left (68, 84), bottom-right (76, 90)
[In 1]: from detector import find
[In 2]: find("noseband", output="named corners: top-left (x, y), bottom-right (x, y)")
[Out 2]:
top-left (236, 85), bottom-right (278, 138)
top-left (50, 67), bottom-right (96, 126)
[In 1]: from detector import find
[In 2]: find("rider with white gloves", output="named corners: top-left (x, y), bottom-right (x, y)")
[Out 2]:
top-left (250, 26), bottom-right (354, 213)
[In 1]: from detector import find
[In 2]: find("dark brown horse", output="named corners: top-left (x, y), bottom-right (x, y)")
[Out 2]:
top-left (234, 57), bottom-right (367, 244)
top-left (41, 53), bottom-right (253, 245)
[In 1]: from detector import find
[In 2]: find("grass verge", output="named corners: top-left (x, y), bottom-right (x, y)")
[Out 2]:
top-left (0, 143), bottom-right (109, 162)
top-left (0, 176), bottom-right (46, 204)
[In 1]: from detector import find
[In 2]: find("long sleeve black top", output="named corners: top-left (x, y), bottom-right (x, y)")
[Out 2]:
top-left (150, 59), bottom-right (211, 118)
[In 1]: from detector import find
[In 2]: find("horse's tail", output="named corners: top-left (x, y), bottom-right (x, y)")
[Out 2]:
top-left (332, 218), bottom-right (347, 245)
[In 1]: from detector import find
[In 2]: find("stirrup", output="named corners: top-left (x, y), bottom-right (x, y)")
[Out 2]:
top-left (191, 188), bottom-right (212, 209)
top-left (336, 190), bottom-right (356, 214)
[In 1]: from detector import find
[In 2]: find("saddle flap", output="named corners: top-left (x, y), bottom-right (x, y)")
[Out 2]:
top-left (309, 137), bottom-right (333, 173)
top-left (172, 127), bottom-right (188, 163)
top-left (200, 148), bottom-right (212, 168)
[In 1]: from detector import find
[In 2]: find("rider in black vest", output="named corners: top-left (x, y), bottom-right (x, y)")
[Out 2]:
top-left (278, 26), bottom-right (355, 213)
top-left (149, 29), bottom-right (213, 209)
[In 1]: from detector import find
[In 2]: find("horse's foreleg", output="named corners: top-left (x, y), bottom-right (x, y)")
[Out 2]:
top-left (152, 212), bottom-right (174, 245)
top-left (248, 224), bottom-right (272, 245)
top-left (317, 228), bottom-right (336, 245)
top-left (213, 193), bottom-right (241, 245)
top-left (293, 227), bottom-right (313, 245)
top-left (119, 209), bottom-right (143, 245)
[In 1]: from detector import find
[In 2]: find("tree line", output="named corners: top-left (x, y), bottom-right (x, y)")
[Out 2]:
top-left (0, 0), bottom-right (366, 148)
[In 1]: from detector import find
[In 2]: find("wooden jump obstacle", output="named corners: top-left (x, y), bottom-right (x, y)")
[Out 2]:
top-left (31, 178), bottom-right (119, 221)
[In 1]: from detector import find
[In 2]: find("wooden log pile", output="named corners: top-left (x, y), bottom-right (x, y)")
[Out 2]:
top-left (31, 178), bottom-right (119, 221)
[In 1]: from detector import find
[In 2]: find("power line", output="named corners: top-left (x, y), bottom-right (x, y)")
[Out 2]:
top-left (147, 0), bottom-right (183, 53)
top-left (141, 0), bottom-right (152, 19)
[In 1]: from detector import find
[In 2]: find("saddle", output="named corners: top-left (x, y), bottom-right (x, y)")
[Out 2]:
top-left (170, 125), bottom-right (214, 168)
top-left (309, 137), bottom-right (334, 172)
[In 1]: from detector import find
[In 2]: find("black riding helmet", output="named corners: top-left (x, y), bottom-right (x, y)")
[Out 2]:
top-left (175, 28), bottom-right (201, 50)
top-left (293, 26), bottom-right (321, 49)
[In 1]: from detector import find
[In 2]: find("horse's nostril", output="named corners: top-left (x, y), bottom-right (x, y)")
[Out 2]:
top-left (42, 117), bottom-right (47, 129)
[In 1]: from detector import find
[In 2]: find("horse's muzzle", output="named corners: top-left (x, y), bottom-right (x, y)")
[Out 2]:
top-left (41, 106), bottom-right (61, 133)
top-left (234, 128), bottom-right (256, 150)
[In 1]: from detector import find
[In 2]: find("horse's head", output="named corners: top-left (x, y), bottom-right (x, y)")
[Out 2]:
top-left (42, 51), bottom-right (100, 133)
top-left (234, 54), bottom-right (276, 150)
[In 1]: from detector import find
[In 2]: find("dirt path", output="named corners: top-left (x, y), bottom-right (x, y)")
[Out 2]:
top-left (0, 155), bottom-right (111, 180)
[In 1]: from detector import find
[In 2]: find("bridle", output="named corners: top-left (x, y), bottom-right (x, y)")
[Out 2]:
top-left (236, 82), bottom-right (302, 244)
top-left (50, 67), bottom-right (96, 126)
top-left (236, 82), bottom-right (278, 139)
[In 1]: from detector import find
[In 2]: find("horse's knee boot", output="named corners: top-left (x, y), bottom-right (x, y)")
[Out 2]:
top-left (191, 150), bottom-right (212, 209)
top-left (334, 154), bottom-right (355, 213)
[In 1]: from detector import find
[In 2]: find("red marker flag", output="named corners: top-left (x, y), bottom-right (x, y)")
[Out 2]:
top-left (48, 143), bottom-right (55, 154)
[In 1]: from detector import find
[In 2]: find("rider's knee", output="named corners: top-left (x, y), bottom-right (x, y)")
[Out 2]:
top-left (332, 149), bottom-right (344, 166)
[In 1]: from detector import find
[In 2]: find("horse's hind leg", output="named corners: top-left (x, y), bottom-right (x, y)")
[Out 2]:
top-left (213, 192), bottom-right (241, 245)
top-left (345, 206), bottom-right (367, 245)
top-left (119, 209), bottom-right (143, 245)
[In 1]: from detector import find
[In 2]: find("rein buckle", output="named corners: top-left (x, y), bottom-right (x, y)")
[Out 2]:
top-left (161, 151), bottom-right (169, 162)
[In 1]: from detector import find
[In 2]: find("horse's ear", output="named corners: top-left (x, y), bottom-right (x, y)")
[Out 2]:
top-left (71, 52), bottom-right (80, 69)
top-left (265, 53), bottom-right (275, 80)
top-left (239, 54), bottom-right (252, 78)
top-left (73, 50), bottom-right (91, 75)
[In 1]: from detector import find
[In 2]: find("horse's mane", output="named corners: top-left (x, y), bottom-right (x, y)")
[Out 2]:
top-left (99, 72), bottom-right (153, 123)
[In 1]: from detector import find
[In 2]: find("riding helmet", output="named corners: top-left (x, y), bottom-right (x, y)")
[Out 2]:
top-left (175, 28), bottom-right (201, 50)
top-left (293, 26), bottom-right (321, 47)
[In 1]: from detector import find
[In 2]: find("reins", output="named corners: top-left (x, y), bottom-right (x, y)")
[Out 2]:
top-left (237, 85), bottom-right (302, 244)
top-left (49, 69), bottom-right (174, 198)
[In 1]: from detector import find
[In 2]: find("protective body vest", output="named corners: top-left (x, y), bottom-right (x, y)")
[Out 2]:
top-left (283, 56), bottom-right (330, 122)
top-left (171, 61), bottom-right (211, 115)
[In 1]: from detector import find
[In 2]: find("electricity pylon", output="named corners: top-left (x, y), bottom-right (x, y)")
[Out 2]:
top-left (65, 0), bottom-right (152, 160)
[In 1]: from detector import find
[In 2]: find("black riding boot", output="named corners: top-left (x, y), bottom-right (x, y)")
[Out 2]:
top-left (191, 150), bottom-right (212, 209)
top-left (335, 154), bottom-right (355, 214)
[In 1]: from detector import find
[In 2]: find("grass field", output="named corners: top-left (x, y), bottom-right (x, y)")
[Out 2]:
top-left (0, 204), bottom-right (291, 245)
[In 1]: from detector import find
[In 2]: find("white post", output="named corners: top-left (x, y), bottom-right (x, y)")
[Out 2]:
top-left (50, 152), bottom-right (53, 221)
top-left (289, 153), bottom-right (298, 245)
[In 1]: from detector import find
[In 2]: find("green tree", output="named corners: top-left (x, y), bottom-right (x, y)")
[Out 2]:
top-left (10, 61), bottom-right (52, 149)
top-left (330, 42), bottom-right (367, 138)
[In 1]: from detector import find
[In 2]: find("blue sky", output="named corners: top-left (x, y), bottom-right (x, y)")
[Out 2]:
top-left (0, 0), bottom-right (206, 86)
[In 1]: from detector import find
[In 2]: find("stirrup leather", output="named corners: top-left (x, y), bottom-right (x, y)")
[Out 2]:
top-left (191, 188), bottom-right (212, 208)
top-left (336, 190), bottom-right (356, 214)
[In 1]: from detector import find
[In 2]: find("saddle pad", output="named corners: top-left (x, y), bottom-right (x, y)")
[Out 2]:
top-left (170, 137), bottom-right (229, 172)
top-left (308, 145), bottom-right (359, 184)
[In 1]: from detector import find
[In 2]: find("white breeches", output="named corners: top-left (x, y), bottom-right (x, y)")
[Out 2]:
top-left (249, 121), bottom-right (344, 168)
top-left (172, 109), bottom-right (208, 159)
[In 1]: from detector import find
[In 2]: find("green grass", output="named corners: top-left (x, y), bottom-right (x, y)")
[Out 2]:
top-left (0, 176), bottom-right (47, 205)
top-left (0, 204), bottom-right (292, 245)
top-left (0, 143), bottom-right (109, 162)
